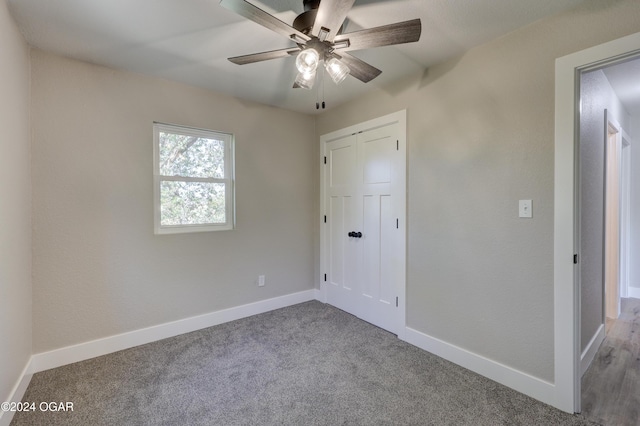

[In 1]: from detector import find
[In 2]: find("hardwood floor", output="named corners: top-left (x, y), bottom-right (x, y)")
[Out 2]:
top-left (582, 297), bottom-right (640, 426)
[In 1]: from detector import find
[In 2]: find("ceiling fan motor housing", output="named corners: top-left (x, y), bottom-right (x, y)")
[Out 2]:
top-left (294, 0), bottom-right (342, 36)
top-left (293, 9), bottom-right (317, 34)
top-left (302, 0), bottom-right (320, 11)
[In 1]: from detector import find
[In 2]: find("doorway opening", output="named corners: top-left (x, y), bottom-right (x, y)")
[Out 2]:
top-left (554, 30), bottom-right (640, 414)
top-left (577, 54), bottom-right (639, 422)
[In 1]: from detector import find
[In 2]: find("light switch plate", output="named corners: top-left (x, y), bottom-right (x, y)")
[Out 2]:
top-left (519, 200), bottom-right (532, 218)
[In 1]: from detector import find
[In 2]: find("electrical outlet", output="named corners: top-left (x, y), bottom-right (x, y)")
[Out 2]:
top-left (258, 275), bottom-right (265, 287)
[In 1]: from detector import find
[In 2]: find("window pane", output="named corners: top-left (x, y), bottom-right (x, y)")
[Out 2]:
top-left (159, 132), bottom-right (225, 178)
top-left (160, 181), bottom-right (226, 226)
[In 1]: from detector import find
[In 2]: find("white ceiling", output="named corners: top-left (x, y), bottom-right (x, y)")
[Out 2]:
top-left (8, 0), bottom-right (589, 114)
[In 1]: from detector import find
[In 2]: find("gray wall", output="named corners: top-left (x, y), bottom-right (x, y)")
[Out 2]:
top-left (316, 0), bottom-right (640, 382)
top-left (30, 50), bottom-right (316, 353)
top-left (0, 0), bottom-right (31, 404)
top-left (579, 69), bottom-right (630, 351)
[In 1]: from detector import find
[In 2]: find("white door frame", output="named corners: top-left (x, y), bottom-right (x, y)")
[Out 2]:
top-left (554, 32), bottom-right (640, 413)
top-left (319, 109), bottom-right (407, 339)
top-left (619, 130), bottom-right (632, 299)
top-left (604, 113), bottom-right (632, 312)
top-left (605, 113), bottom-right (622, 320)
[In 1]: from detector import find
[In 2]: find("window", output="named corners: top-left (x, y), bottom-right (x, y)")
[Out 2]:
top-left (153, 122), bottom-right (234, 234)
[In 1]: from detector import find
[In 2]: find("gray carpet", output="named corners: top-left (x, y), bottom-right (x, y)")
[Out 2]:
top-left (12, 301), bottom-right (598, 425)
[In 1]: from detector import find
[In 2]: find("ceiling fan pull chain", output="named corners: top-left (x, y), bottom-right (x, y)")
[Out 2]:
top-left (322, 67), bottom-right (326, 109)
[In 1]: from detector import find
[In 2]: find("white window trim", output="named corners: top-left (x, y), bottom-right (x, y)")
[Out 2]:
top-left (153, 122), bottom-right (235, 234)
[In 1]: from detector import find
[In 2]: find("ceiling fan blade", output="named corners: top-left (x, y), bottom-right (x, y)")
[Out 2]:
top-left (311, 0), bottom-right (356, 42)
top-left (337, 52), bottom-right (381, 83)
top-left (229, 47), bottom-right (301, 65)
top-left (333, 19), bottom-right (422, 52)
top-left (220, 0), bottom-right (310, 43)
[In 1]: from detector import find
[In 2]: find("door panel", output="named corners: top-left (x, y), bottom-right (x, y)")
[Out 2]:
top-left (362, 135), bottom-right (393, 184)
top-left (379, 194), bottom-right (394, 305)
top-left (329, 196), bottom-right (346, 288)
top-left (326, 136), bottom-right (358, 313)
top-left (358, 124), bottom-right (399, 331)
top-left (362, 194), bottom-right (380, 300)
top-left (330, 144), bottom-right (353, 187)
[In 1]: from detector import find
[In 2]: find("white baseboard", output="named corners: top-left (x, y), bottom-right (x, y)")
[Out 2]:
top-left (580, 324), bottom-right (605, 377)
top-left (402, 327), bottom-right (557, 408)
top-left (28, 289), bottom-right (316, 374)
top-left (628, 287), bottom-right (640, 299)
top-left (0, 360), bottom-right (33, 426)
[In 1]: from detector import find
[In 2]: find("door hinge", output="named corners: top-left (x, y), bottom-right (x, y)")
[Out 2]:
top-left (396, 218), bottom-right (399, 229)
top-left (324, 215), bottom-right (327, 223)
top-left (324, 274), bottom-right (327, 282)
top-left (324, 156), bottom-right (327, 164)
top-left (573, 254), bottom-right (579, 264)
top-left (397, 140), bottom-right (399, 151)
top-left (396, 297), bottom-right (398, 307)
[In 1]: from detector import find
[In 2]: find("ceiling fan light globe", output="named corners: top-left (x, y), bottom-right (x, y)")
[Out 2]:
top-left (326, 58), bottom-right (350, 84)
top-left (296, 49), bottom-right (320, 73)
top-left (295, 70), bottom-right (316, 90)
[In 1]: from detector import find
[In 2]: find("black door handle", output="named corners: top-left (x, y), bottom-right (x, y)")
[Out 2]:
top-left (355, 232), bottom-right (362, 238)
top-left (348, 232), bottom-right (354, 237)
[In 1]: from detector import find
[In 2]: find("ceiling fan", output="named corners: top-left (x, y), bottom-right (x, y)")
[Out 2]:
top-left (219, 0), bottom-right (422, 92)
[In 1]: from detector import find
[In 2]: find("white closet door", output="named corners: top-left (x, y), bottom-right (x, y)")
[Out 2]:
top-left (322, 115), bottom-right (405, 335)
